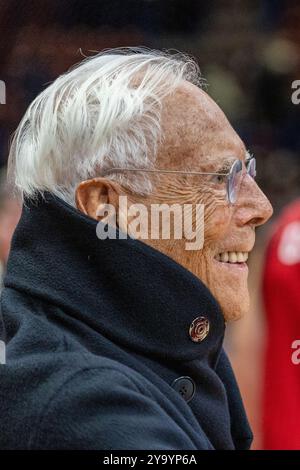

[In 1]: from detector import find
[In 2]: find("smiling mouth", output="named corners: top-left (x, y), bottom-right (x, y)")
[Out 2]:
top-left (214, 251), bottom-right (249, 264)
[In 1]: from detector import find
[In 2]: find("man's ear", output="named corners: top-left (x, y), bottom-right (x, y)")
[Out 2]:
top-left (75, 177), bottom-right (122, 221)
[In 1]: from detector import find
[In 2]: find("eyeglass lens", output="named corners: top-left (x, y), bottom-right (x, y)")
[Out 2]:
top-left (228, 159), bottom-right (242, 204)
top-left (228, 158), bottom-right (256, 204)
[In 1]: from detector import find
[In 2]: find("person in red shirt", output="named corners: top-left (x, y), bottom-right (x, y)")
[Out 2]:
top-left (263, 198), bottom-right (300, 449)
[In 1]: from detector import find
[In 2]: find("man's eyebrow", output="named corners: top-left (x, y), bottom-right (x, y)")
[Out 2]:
top-left (217, 158), bottom-right (235, 173)
top-left (217, 150), bottom-right (252, 173)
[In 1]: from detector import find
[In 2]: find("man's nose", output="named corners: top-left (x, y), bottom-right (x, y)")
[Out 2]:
top-left (235, 174), bottom-right (273, 227)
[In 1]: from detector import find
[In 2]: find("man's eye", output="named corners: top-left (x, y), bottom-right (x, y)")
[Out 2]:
top-left (212, 174), bottom-right (226, 184)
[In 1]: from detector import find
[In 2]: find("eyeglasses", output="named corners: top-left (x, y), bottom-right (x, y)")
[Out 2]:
top-left (104, 157), bottom-right (256, 205)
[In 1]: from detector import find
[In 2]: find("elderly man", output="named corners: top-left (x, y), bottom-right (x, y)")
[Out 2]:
top-left (0, 49), bottom-right (272, 450)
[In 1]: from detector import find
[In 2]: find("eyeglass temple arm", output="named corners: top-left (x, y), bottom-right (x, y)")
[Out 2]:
top-left (103, 168), bottom-right (230, 176)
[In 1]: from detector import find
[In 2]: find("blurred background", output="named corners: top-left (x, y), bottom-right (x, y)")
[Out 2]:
top-left (0, 0), bottom-right (300, 449)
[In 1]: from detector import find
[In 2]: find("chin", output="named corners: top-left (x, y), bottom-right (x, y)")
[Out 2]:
top-left (217, 290), bottom-right (250, 322)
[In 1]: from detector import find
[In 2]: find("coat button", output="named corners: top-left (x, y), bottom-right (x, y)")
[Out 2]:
top-left (171, 376), bottom-right (196, 403)
top-left (189, 316), bottom-right (210, 342)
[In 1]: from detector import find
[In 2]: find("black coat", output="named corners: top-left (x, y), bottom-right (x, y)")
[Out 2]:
top-left (0, 193), bottom-right (253, 450)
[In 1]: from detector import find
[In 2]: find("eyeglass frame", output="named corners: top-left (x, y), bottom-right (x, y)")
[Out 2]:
top-left (103, 157), bottom-right (256, 205)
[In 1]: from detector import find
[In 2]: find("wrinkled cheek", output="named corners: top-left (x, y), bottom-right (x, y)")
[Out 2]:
top-left (201, 194), bottom-right (232, 244)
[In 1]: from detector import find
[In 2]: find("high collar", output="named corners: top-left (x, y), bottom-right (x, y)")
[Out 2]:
top-left (5, 192), bottom-right (225, 364)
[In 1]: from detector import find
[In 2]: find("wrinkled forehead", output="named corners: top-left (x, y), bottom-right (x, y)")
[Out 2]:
top-left (158, 81), bottom-right (247, 171)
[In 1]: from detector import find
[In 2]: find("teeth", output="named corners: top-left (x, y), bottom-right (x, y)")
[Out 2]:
top-left (215, 251), bottom-right (249, 263)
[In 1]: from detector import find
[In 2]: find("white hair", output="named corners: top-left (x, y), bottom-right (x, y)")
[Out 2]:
top-left (8, 47), bottom-right (201, 206)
